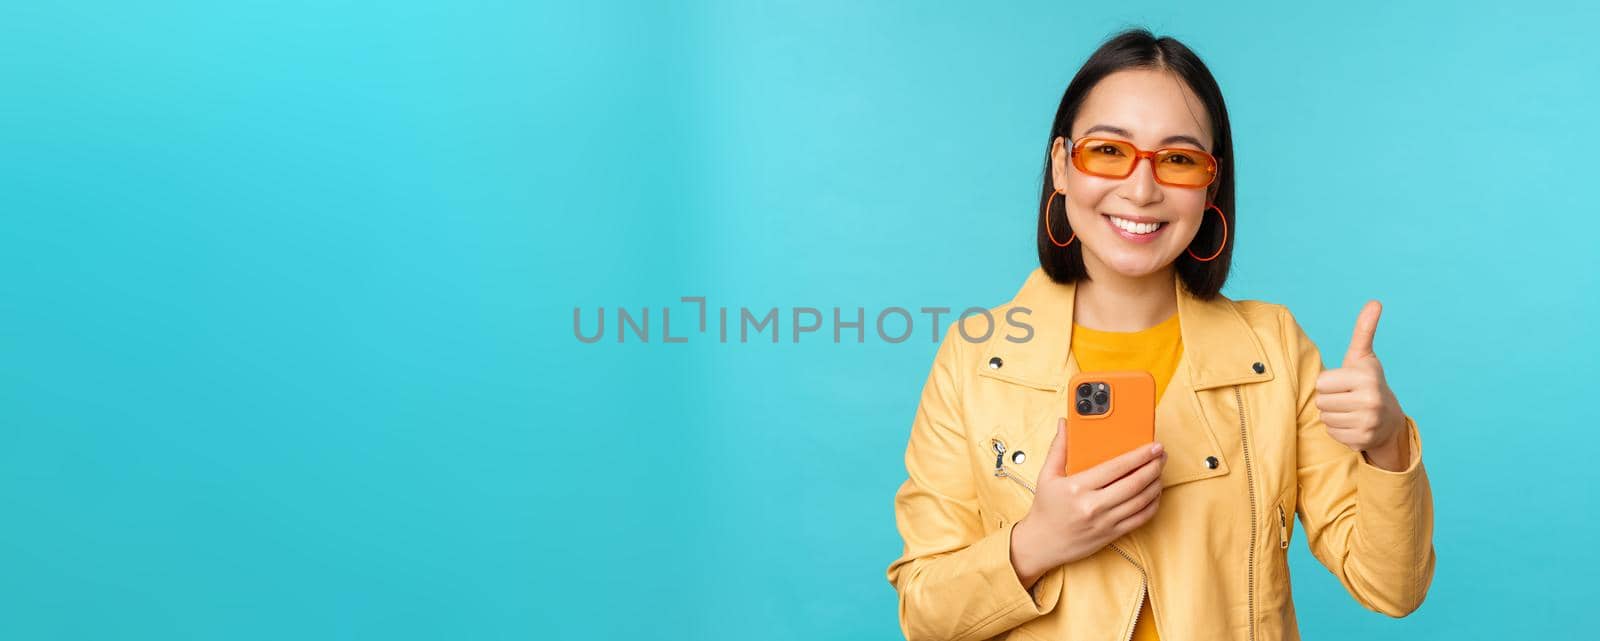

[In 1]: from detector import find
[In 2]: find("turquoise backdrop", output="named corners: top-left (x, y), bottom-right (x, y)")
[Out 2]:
top-left (3, 1), bottom-right (1595, 639)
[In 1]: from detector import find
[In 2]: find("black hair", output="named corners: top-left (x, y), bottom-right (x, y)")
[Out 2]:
top-left (1037, 28), bottom-right (1235, 300)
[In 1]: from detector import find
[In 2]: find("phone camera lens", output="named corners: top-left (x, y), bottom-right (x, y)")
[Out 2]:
top-left (1076, 399), bottom-right (1092, 414)
top-left (1093, 391), bottom-right (1108, 404)
top-left (1077, 383), bottom-right (1093, 397)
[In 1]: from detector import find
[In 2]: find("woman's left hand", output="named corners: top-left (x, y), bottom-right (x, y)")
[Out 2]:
top-left (1313, 300), bottom-right (1410, 470)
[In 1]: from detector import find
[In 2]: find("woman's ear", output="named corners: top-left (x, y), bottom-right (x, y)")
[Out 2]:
top-left (1050, 136), bottom-right (1071, 192)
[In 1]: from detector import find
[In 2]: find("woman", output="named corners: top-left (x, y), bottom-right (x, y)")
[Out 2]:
top-left (884, 29), bottom-right (1435, 641)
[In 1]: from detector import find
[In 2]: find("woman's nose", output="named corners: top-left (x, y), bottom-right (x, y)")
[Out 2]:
top-left (1117, 155), bottom-right (1163, 205)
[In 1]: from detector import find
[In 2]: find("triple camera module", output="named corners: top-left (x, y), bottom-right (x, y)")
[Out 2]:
top-left (1075, 381), bottom-right (1111, 416)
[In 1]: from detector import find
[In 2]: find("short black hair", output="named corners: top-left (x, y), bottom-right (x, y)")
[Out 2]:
top-left (1036, 28), bottom-right (1235, 300)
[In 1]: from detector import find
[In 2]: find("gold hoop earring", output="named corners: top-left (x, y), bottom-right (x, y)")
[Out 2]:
top-left (1186, 203), bottom-right (1228, 262)
top-left (1045, 189), bottom-right (1074, 248)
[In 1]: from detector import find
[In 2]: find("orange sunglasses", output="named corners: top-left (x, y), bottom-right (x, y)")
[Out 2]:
top-left (1068, 136), bottom-right (1220, 188)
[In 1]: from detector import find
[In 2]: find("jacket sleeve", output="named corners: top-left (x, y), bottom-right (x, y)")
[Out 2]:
top-left (1282, 308), bottom-right (1437, 617)
top-left (885, 322), bottom-right (1066, 641)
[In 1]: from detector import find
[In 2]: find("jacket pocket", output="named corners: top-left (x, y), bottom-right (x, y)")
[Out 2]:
top-left (974, 358), bottom-right (1062, 393)
top-left (1277, 497), bottom-right (1294, 550)
top-left (981, 431), bottom-right (1040, 528)
top-left (1274, 483), bottom-right (1297, 548)
top-left (1261, 484), bottom-right (1297, 622)
top-left (969, 373), bottom-right (1064, 528)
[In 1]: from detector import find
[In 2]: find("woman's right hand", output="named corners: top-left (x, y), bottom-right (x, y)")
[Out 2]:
top-left (1009, 417), bottom-right (1167, 589)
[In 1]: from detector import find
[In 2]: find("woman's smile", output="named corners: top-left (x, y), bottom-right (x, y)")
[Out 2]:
top-left (1103, 213), bottom-right (1168, 244)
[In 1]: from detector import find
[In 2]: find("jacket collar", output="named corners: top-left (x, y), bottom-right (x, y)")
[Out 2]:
top-left (987, 267), bottom-right (1274, 391)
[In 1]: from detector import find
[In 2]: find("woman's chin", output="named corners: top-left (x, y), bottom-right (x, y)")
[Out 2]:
top-left (1092, 248), bottom-right (1177, 279)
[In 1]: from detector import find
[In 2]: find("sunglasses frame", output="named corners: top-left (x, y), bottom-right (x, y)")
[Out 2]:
top-left (1067, 136), bottom-right (1221, 188)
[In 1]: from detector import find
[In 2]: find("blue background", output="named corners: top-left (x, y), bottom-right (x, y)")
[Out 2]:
top-left (3, 1), bottom-right (1596, 639)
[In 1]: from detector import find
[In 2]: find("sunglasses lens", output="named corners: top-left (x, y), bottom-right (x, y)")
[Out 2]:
top-left (1074, 138), bottom-right (1218, 187)
top-left (1076, 140), bottom-right (1137, 177)
top-left (1154, 149), bottom-right (1216, 187)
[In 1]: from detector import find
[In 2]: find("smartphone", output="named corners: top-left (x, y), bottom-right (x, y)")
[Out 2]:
top-left (1064, 370), bottom-right (1157, 476)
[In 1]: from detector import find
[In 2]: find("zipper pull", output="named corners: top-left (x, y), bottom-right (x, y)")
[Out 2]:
top-left (1277, 505), bottom-right (1289, 549)
top-left (991, 439), bottom-right (1006, 477)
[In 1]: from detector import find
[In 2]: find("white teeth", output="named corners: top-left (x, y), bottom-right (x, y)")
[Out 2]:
top-left (1110, 215), bottom-right (1163, 235)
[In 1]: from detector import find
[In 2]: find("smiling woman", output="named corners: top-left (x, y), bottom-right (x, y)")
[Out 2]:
top-left (886, 28), bottom-right (1435, 641)
top-left (1036, 31), bottom-right (1236, 308)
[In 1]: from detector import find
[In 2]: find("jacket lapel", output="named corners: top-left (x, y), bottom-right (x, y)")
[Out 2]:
top-left (982, 268), bottom-right (1277, 486)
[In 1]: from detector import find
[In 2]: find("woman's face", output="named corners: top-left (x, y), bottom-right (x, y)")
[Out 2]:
top-left (1051, 68), bottom-right (1217, 279)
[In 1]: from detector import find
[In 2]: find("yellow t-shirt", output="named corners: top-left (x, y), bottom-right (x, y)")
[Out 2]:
top-left (1070, 310), bottom-right (1182, 641)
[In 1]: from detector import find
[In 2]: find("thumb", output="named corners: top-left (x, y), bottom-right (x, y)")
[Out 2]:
top-left (1343, 299), bottom-right (1383, 367)
top-left (1039, 417), bottom-right (1069, 482)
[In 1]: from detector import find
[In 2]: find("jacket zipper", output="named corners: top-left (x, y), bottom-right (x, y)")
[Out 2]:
top-left (1108, 544), bottom-right (1149, 641)
top-left (1235, 385), bottom-right (1258, 641)
top-left (992, 437), bottom-right (1146, 641)
top-left (1277, 504), bottom-right (1289, 550)
top-left (991, 438), bottom-right (1036, 493)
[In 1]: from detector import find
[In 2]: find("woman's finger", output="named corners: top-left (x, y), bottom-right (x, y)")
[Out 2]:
top-left (1112, 492), bottom-right (1161, 536)
top-left (1101, 476), bottom-right (1162, 526)
top-left (1320, 410), bottom-right (1360, 427)
top-left (1097, 453), bottom-right (1165, 506)
top-left (1036, 418), bottom-right (1070, 483)
top-left (1314, 367), bottom-right (1364, 394)
top-left (1075, 441), bottom-right (1164, 490)
top-left (1314, 391), bottom-right (1365, 412)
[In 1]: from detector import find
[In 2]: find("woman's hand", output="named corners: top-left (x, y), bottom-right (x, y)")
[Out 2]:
top-left (1009, 418), bottom-right (1166, 589)
top-left (1314, 300), bottom-right (1410, 471)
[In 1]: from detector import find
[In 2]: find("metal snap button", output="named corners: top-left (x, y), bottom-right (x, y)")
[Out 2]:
top-left (1205, 455), bottom-right (1219, 469)
top-left (1252, 362), bottom-right (1265, 374)
top-left (988, 356), bottom-right (1003, 369)
top-left (1011, 450), bottom-right (1026, 465)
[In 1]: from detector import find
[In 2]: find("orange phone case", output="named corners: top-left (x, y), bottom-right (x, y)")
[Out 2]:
top-left (1064, 370), bottom-right (1157, 476)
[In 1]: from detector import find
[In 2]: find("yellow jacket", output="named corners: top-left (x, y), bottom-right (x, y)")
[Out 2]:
top-left (886, 268), bottom-right (1436, 641)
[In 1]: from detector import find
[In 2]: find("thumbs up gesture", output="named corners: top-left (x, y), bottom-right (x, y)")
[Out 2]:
top-left (1314, 300), bottom-right (1410, 469)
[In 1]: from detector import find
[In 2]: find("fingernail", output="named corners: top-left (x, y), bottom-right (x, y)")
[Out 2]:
top-left (1151, 443), bottom-right (1164, 455)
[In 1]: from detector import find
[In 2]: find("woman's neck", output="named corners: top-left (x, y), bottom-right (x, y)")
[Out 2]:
top-left (1073, 261), bottom-right (1178, 332)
